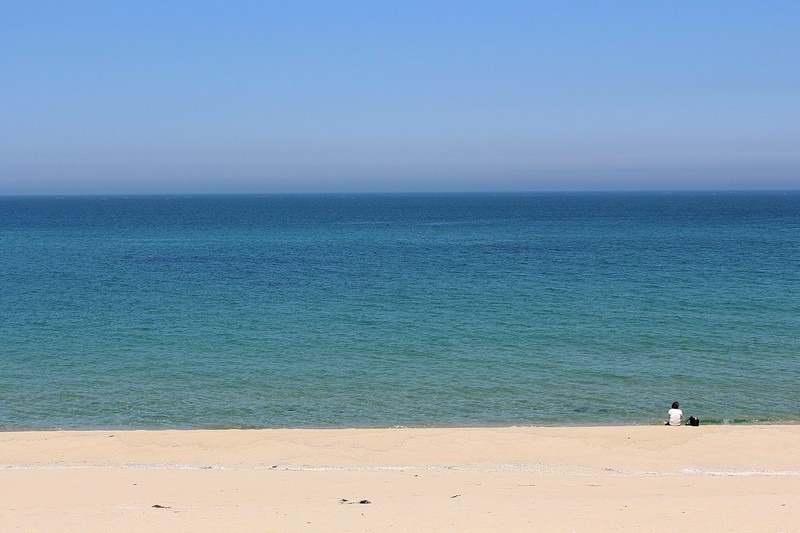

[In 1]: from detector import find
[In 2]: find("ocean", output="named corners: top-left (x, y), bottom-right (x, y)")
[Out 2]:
top-left (1, 192), bottom-right (798, 429)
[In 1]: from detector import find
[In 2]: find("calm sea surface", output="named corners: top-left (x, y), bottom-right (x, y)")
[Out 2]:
top-left (1, 192), bottom-right (798, 429)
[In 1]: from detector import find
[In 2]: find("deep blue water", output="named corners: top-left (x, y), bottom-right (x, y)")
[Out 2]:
top-left (1, 192), bottom-right (798, 429)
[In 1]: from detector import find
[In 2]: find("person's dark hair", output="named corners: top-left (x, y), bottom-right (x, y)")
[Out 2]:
top-left (671, 401), bottom-right (680, 409)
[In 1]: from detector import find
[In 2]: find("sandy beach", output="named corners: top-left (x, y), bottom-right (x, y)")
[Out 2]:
top-left (1, 425), bottom-right (798, 531)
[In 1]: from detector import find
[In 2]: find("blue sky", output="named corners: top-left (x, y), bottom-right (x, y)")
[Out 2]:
top-left (1, 1), bottom-right (797, 194)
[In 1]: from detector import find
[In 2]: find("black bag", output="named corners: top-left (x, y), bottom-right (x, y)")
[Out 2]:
top-left (687, 416), bottom-right (700, 426)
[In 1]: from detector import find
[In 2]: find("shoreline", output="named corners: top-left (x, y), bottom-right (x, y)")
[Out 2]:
top-left (5, 417), bottom-right (799, 432)
top-left (2, 425), bottom-right (799, 531)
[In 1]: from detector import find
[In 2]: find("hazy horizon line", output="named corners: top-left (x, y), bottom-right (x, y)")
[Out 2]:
top-left (2, 188), bottom-right (798, 199)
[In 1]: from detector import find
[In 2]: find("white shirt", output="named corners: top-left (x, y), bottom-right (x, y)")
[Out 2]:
top-left (667, 408), bottom-right (683, 426)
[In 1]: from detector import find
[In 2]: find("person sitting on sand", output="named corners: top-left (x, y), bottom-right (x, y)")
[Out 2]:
top-left (665, 401), bottom-right (683, 426)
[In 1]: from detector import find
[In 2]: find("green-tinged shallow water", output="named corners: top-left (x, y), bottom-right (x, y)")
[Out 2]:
top-left (1, 192), bottom-right (798, 429)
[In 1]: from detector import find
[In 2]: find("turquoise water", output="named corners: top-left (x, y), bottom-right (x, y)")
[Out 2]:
top-left (1, 192), bottom-right (798, 429)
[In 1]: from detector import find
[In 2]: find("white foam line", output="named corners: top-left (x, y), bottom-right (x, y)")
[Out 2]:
top-left (1, 463), bottom-right (232, 471)
top-left (3, 463), bottom-right (800, 477)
